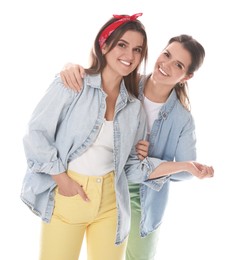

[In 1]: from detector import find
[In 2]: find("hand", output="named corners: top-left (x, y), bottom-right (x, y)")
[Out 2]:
top-left (136, 140), bottom-right (149, 160)
top-left (149, 161), bottom-right (214, 180)
top-left (187, 162), bottom-right (214, 179)
top-left (60, 63), bottom-right (85, 92)
top-left (52, 172), bottom-right (89, 201)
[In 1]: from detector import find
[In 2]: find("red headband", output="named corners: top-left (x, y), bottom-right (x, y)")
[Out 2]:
top-left (98, 13), bottom-right (143, 49)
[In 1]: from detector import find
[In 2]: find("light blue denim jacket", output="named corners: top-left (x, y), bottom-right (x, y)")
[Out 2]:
top-left (136, 75), bottom-right (196, 237)
top-left (20, 74), bottom-right (165, 245)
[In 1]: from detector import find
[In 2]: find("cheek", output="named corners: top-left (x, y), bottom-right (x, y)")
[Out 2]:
top-left (152, 62), bottom-right (159, 74)
top-left (173, 69), bottom-right (186, 80)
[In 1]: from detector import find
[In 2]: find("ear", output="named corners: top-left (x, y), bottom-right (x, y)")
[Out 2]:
top-left (182, 73), bottom-right (193, 83)
top-left (101, 43), bottom-right (108, 55)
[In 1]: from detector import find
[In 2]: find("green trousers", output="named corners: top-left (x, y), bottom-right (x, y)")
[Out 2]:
top-left (126, 184), bottom-right (161, 260)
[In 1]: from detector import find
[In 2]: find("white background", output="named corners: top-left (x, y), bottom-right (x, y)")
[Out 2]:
top-left (1, 0), bottom-right (232, 259)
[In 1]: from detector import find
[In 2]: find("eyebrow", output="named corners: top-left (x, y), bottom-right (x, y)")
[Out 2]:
top-left (166, 49), bottom-right (186, 68)
top-left (119, 38), bottom-right (143, 48)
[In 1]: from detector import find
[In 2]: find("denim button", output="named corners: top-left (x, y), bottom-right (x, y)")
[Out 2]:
top-left (96, 178), bottom-right (102, 183)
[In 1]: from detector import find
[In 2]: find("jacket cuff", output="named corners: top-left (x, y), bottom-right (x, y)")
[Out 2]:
top-left (27, 159), bottom-right (66, 175)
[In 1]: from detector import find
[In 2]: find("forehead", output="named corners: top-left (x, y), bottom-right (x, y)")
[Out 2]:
top-left (120, 30), bottom-right (144, 46)
top-left (166, 41), bottom-right (192, 66)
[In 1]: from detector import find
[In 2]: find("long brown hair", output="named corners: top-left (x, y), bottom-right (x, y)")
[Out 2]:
top-left (85, 16), bottom-right (148, 97)
top-left (168, 35), bottom-right (205, 111)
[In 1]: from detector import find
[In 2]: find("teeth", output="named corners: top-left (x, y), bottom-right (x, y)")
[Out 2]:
top-left (159, 66), bottom-right (168, 76)
top-left (120, 60), bottom-right (131, 66)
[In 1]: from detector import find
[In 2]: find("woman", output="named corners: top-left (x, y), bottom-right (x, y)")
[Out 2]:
top-left (21, 13), bottom-right (152, 260)
top-left (59, 34), bottom-right (214, 260)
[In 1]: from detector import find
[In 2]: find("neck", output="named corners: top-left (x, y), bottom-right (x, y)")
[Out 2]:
top-left (101, 69), bottom-right (122, 92)
top-left (101, 70), bottom-right (121, 121)
top-left (144, 76), bottom-right (172, 103)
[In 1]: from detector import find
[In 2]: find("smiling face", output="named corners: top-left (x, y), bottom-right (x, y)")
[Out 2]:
top-left (102, 30), bottom-right (144, 77)
top-left (151, 41), bottom-right (193, 86)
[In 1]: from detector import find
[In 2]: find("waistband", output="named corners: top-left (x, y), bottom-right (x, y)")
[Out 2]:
top-left (67, 170), bottom-right (115, 185)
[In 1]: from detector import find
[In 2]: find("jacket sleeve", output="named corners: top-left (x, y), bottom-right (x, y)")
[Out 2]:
top-left (124, 104), bottom-right (167, 190)
top-left (23, 76), bottom-right (77, 175)
top-left (169, 114), bottom-right (196, 181)
top-left (143, 114), bottom-right (197, 190)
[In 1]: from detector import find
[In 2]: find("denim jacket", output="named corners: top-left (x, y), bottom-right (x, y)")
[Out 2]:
top-left (137, 75), bottom-right (196, 237)
top-left (20, 74), bottom-right (165, 245)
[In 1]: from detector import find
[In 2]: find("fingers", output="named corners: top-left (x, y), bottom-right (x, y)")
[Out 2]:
top-left (202, 165), bottom-right (214, 178)
top-left (60, 71), bottom-right (78, 91)
top-left (60, 64), bottom-right (84, 92)
top-left (136, 140), bottom-right (149, 160)
top-left (78, 185), bottom-right (90, 202)
top-left (191, 161), bottom-right (214, 179)
top-left (136, 148), bottom-right (148, 159)
top-left (137, 140), bottom-right (149, 147)
top-left (197, 165), bottom-right (214, 179)
top-left (137, 154), bottom-right (146, 161)
top-left (74, 66), bottom-right (85, 89)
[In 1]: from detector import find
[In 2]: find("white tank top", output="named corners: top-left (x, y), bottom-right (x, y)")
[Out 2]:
top-left (68, 120), bottom-right (114, 176)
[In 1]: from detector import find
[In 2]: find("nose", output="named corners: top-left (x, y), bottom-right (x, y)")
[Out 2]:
top-left (163, 60), bottom-right (172, 66)
top-left (161, 60), bottom-right (173, 72)
top-left (124, 49), bottom-right (134, 60)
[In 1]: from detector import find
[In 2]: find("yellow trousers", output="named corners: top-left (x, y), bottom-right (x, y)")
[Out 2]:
top-left (39, 170), bottom-right (127, 260)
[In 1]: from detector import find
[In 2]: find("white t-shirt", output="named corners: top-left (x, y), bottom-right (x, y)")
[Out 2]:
top-left (143, 95), bottom-right (164, 134)
top-left (68, 120), bottom-right (114, 176)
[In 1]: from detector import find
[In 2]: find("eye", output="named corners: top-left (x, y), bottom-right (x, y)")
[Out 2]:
top-left (134, 47), bottom-right (143, 53)
top-left (163, 51), bottom-right (169, 57)
top-left (175, 62), bottom-right (184, 70)
top-left (118, 42), bottom-right (126, 48)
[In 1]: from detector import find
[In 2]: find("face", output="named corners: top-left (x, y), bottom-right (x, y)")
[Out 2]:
top-left (151, 41), bottom-right (192, 86)
top-left (102, 30), bottom-right (144, 77)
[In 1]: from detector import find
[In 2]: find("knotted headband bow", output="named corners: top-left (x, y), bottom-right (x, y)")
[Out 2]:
top-left (98, 13), bottom-right (143, 49)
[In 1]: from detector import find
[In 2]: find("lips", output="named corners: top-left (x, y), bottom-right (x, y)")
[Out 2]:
top-left (119, 59), bottom-right (131, 66)
top-left (158, 66), bottom-right (168, 76)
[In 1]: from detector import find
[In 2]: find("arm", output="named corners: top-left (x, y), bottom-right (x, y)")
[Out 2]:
top-left (145, 112), bottom-right (214, 189)
top-left (149, 161), bottom-right (214, 180)
top-left (23, 76), bottom-right (89, 200)
top-left (52, 173), bottom-right (89, 201)
top-left (23, 77), bottom-right (75, 174)
top-left (60, 63), bottom-right (145, 94)
top-left (169, 113), bottom-right (198, 181)
top-left (125, 106), bottom-right (214, 188)
top-left (60, 66), bottom-right (214, 185)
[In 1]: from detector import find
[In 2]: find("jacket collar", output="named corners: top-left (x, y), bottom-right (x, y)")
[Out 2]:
top-left (85, 74), bottom-right (136, 103)
top-left (138, 74), bottom-right (178, 120)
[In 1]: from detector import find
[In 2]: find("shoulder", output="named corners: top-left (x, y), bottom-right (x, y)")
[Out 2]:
top-left (166, 90), bottom-right (193, 119)
top-left (171, 101), bottom-right (194, 126)
top-left (138, 74), bottom-right (150, 99)
top-left (83, 74), bottom-right (102, 88)
top-left (48, 74), bottom-right (78, 99)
